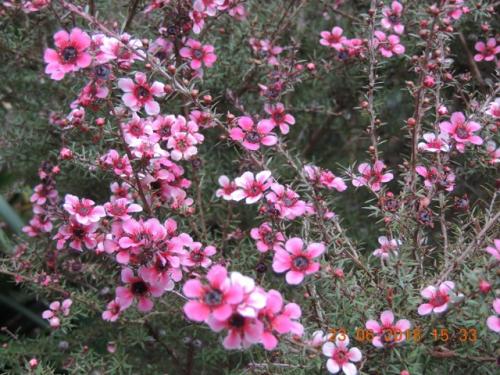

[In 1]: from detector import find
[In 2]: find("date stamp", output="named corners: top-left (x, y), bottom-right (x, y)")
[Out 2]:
top-left (328, 327), bottom-right (478, 344)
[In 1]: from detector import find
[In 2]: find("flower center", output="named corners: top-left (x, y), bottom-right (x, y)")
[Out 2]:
top-left (333, 349), bottom-right (348, 365)
top-left (228, 313), bottom-right (245, 328)
top-left (293, 256), bottom-right (309, 270)
top-left (389, 15), bottom-right (399, 24)
top-left (273, 112), bottom-right (284, 122)
top-left (203, 289), bottom-right (223, 306)
top-left (456, 126), bottom-right (468, 139)
top-left (131, 281), bottom-right (148, 295)
top-left (191, 252), bottom-right (204, 262)
top-left (282, 196), bottom-right (295, 207)
top-left (94, 65), bottom-right (110, 79)
top-left (62, 46), bottom-right (77, 62)
top-left (245, 131), bottom-right (261, 143)
top-left (136, 86), bottom-right (150, 100)
top-left (431, 292), bottom-right (449, 307)
top-left (193, 49), bottom-right (204, 59)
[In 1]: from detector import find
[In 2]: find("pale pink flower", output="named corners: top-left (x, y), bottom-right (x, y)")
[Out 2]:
top-left (373, 236), bottom-right (401, 259)
top-left (352, 161), bottom-right (393, 192)
top-left (258, 289), bottom-right (303, 350)
top-left (167, 131), bottom-right (199, 160)
top-left (485, 239), bottom-right (500, 261)
top-left (304, 165), bottom-right (347, 191)
top-left (216, 175), bottom-right (237, 200)
top-left (115, 268), bottom-right (166, 312)
top-left (194, 0), bottom-right (224, 16)
top-left (121, 114), bottom-right (153, 146)
top-left (439, 112), bottom-right (483, 153)
top-left (474, 38), bottom-right (500, 62)
top-left (104, 198), bottom-right (142, 221)
top-left (415, 165), bottom-right (455, 192)
top-left (272, 237), bottom-right (325, 285)
top-left (54, 219), bottom-right (98, 251)
top-left (381, 1), bottom-right (404, 34)
top-left (320, 27), bottom-right (346, 51)
top-left (306, 330), bottom-right (331, 347)
top-left (183, 243), bottom-right (216, 269)
top-left (63, 194), bottom-right (105, 225)
top-left (183, 265), bottom-right (244, 322)
top-left (230, 272), bottom-right (267, 318)
top-left (417, 281), bottom-right (455, 315)
top-left (30, 184), bottom-right (58, 205)
top-left (118, 72), bottom-right (165, 115)
top-left (322, 334), bottom-right (362, 375)
top-left (486, 298), bottom-right (500, 333)
top-left (373, 31), bottom-right (405, 58)
top-left (44, 28), bottom-right (92, 80)
top-left (207, 312), bottom-right (264, 350)
top-left (101, 150), bottom-right (133, 177)
top-left (179, 39), bottom-right (217, 69)
top-left (365, 310), bottom-right (411, 348)
top-left (264, 103), bottom-right (295, 134)
top-left (231, 171), bottom-right (273, 204)
top-left (266, 183), bottom-right (307, 220)
top-left (418, 133), bottom-right (450, 153)
top-left (486, 98), bottom-right (500, 118)
top-left (229, 116), bottom-right (277, 151)
top-left (98, 34), bottom-right (144, 66)
top-left (42, 299), bottom-right (72, 328)
top-left (250, 222), bottom-right (285, 252)
top-left (119, 218), bottom-right (166, 249)
top-left (102, 299), bottom-right (123, 322)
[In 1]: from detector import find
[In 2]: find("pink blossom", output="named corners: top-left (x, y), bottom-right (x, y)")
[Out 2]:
top-left (415, 165), bottom-right (455, 192)
top-left (322, 334), bottom-right (362, 375)
top-left (486, 298), bottom-right (500, 333)
top-left (417, 281), bottom-right (455, 315)
top-left (30, 183), bottom-right (58, 205)
top-left (194, 0), bottom-right (223, 17)
top-left (305, 330), bottom-right (331, 347)
top-left (352, 161), bottom-right (393, 192)
top-left (44, 28), bottom-right (92, 80)
top-left (250, 222), bottom-right (285, 252)
top-left (230, 272), bottom-right (267, 318)
top-left (266, 183), bottom-right (307, 220)
top-left (485, 239), bottom-right (500, 261)
top-left (115, 268), bottom-right (166, 312)
top-left (183, 242), bottom-right (216, 268)
top-left (179, 39), bottom-right (217, 70)
top-left (258, 289), bottom-right (303, 350)
top-left (207, 312), bottom-right (264, 350)
top-left (439, 112), bottom-right (483, 153)
top-left (486, 98), bottom-right (500, 118)
top-left (119, 218), bottom-right (166, 250)
top-left (121, 114), bottom-right (154, 146)
top-left (304, 165), bottom-right (347, 191)
top-left (373, 31), bottom-right (405, 58)
top-left (63, 194), bottom-right (105, 225)
top-left (486, 141), bottom-right (500, 164)
top-left (474, 38), bottom-right (500, 62)
top-left (98, 34), bottom-right (144, 66)
top-left (118, 72), bottom-right (165, 115)
top-left (365, 310), bottom-right (411, 348)
top-left (189, 9), bottom-right (208, 34)
top-left (418, 133), bottom-right (450, 153)
top-left (104, 198), bottom-right (142, 221)
top-left (264, 102), bottom-right (295, 134)
top-left (101, 150), bottom-right (133, 177)
top-left (272, 237), bottom-right (324, 285)
top-left (320, 27), bottom-right (346, 51)
top-left (373, 236), bottom-right (401, 259)
top-left (381, 1), bottom-right (404, 34)
top-left (183, 265), bottom-right (244, 322)
top-left (54, 219), bottom-right (98, 251)
top-left (167, 131), bottom-right (199, 161)
top-left (216, 175), bottom-right (237, 200)
top-left (231, 170), bottom-right (273, 204)
top-left (102, 299), bottom-right (123, 322)
top-left (229, 116), bottom-right (277, 151)
top-left (42, 299), bottom-right (72, 328)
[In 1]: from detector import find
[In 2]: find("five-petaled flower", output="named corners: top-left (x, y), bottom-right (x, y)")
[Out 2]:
top-left (180, 38), bottom-right (217, 70)
top-left (322, 334), bottom-right (362, 375)
top-left (229, 116), bottom-right (277, 151)
top-left (231, 170), bottom-right (273, 204)
top-left (474, 38), bottom-right (500, 62)
top-left (365, 310), bottom-right (411, 348)
top-left (381, 1), bottom-right (404, 34)
top-left (264, 103), bottom-right (295, 134)
top-left (439, 112), bottom-right (483, 153)
top-left (417, 281), bottom-right (455, 315)
top-left (352, 161), bottom-right (393, 192)
top-left (118, 72), bottom-right (165, 115)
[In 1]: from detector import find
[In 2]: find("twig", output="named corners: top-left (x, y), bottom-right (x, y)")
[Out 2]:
top-left (458, 32), bottom-right (485, 87)
top-left (123, 0), bottom-right (142, 32)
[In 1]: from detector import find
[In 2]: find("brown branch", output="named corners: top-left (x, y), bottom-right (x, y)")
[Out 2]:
top-left (458, 32), bottom-right (485, 87)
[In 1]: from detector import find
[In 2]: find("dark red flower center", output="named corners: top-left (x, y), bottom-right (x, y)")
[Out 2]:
top-left (430, 292), bottom-right (449, 307)
top-left (193, 49), bottom-right (204, 60)
top-left (293, 256), bottom-right (309, 270)
top-left (389, 15), bottom-right (399, 24)
top-left (456, 126), bottom-right (468, 139)
top-left (333, 349), bottom-right (348, 365)
top-left (62, 46), bottom-right (78, 62)
top-left (191, 251), bottom-right (204, 262)
top-left (131, 281), bottom-right (149, 295)
top-left (245, 131), bottom-right (261, 143)
top-left (203, 289), bottom-right (223, 306)
top-left (136, 86), bottom-right (151, 100)
top-left (228, 313), bottom-right (245, 328)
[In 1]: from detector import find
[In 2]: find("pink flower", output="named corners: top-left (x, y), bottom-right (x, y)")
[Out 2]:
top-left (418, 133), bottom-right (450, 153)
top-left (104, 198), bottom-right (142, 221)
top-left (417, 281), bottom-right (455, 315)
top-left (183, 243), bottom-right (216, 268)
top-left (373, 236), bottom-right (401, 259)
top-left (183, 265), bottom-right (244, 322)
top-left (63, 194), bottom-right (105, 225)
top-left (216, 175), bottom-right (237, 200)
top-left (381, 1), bottom-right (404, 34)
top-left (439, 112), bottom-right (483, 152)
top-left (474, 38), bottom-right (500, 62)
top-left (194, 0), bottom-right (223, 16)
top-left (101, 150), bottom-right (133, 177)
top-left (352, 161), bottom-right (393, 192)
top-left (118, 218), bottom-right (166, 250)
top-left (207, 312), bottom-right (264, 350)
top-left (264, 103), bottom-right (295, 134)
top-left (229, 272), bottom-right (267, 317)
top-left (250, 222), bottom-right (285, 252)
top-left (272, 237), bottom-right (324, 285)
top-left (486, 98), bottom-right (500, 118)
top-left (44, 28), bottom-right (92, 80)
top-left (373, 31), bottom-right (405, 58)
top-left (266, 183), bottom-right (307, 220)
top-left (485, 239), bottom-right (500, 261)
top-left (365, 310), bottom-right (411, 348)
top-left (54, 219), bottom-right (98, 251)
top-left (415, 165), bottom-right (455, 192)
top-left (231, 170), bottom-right (273, 204)
top-left (306, 330), bottom-right (331, 347)
top-left (30, 183), bottom-right (58, 205)
top-left (179, 39), bottom-right (217, 69)
top-left (258, 289), bottom-right (303, 350)
top-left (304, 165), bottom-right (347, 191)
top-left (320, 27), bottom-right (346, 51)
top-left (115, 268), bottom-right (166, 312)
top-left (322, 334), bottom-right (362, 375)
top-left (167, 131), bottom-right (199, 161)
top-left (118, 72), bottom-right (165, 115)
top-left (229, 116), bottom-right (277, 151)
top-left (42, 299), bottom-right (72, 328)
top-left (486, 298), bottom-right (500, 333)
top-left (121, 114), bottom-right (153, 146)
top-left (102, 299), bottom-right (123, 322)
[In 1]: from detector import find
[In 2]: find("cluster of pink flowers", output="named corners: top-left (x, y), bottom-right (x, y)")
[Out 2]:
top-left (249, 38), bottom-right (283, 66)
top-left (303, 165), bottom-right (347, 192)
top-left (42, 299), bottom-right (72, 328)
top-left (319, 26), bottom-right (364, 60)
top-left (415, 165), bottom-right (456, 192)
top-left (183, 264), bottom-right (303, 349)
